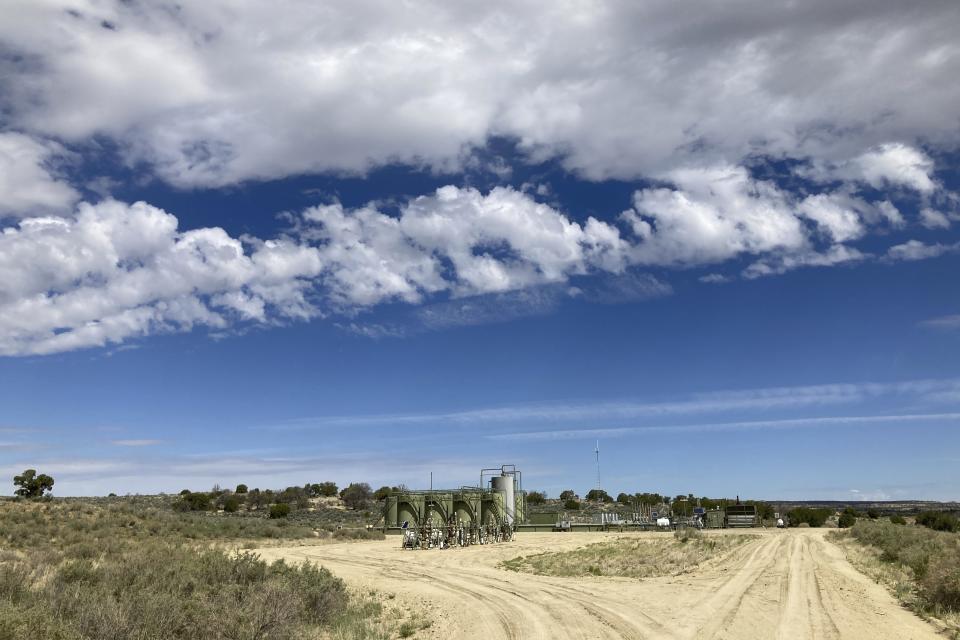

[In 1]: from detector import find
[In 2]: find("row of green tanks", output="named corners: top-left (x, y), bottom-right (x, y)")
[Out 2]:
top-left (382, 465), bottom-right (526, 549)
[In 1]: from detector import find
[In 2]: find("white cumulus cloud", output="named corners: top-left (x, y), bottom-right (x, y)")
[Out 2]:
top-left (0, 200), bottom-right (323, 356)
top-left (886, 239), bottom-right (959, 262)
top-left (853, 143), bottom-right (938, 193)
top-left (1, 2), bottom-right (959, 186)
top-left (303, 186), bottom-right (629, 307)
top-left (0, 132), bottom-right (79, 217)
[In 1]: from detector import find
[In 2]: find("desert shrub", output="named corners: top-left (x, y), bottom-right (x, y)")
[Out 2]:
top-left (919, 548), bottom-right (960, 611)
top-left (1, 545), bottom-right (347, 640)
top-left (222, 496), bottom-right (241, 513)
top-left (172, 492), bottom-right (211, 512)
top-left (674, 527), bottom-right (703, 543)
top-left (849, 520), bottom-right (960, 612)
top-left (270, 503), bottom-right (291, 519)
top-left (563, 499), bottom-right (580, 510)
top-left (0, 501), bottom-right (361, 640)
top-left (890, 514), bottom-right (907, 525)
top-left (916, 511), bottom-right (959, 533)
top-left (838, 508), bottom-right (857, 528)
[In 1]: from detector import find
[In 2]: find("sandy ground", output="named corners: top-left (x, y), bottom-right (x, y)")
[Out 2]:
top-left (255, 529), bottom-right (942, 639)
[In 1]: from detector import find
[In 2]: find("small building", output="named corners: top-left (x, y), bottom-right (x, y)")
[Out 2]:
top-left (725, 504), bottom-right (758, 528)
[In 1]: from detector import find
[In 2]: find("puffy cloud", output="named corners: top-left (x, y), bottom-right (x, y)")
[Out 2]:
top-left (620, 165), bottom-right (927, 273)
top-left (0, 201), bottom-right (323, 356)
top-left (800, 143), bottom-right (940, 195)
top-left (853, 143), bottom-right (937, 193)
top-left (0, 186), bottom-right (638, 355)
top-left (920, 208), bottom-right (951, 229)
top-left (797, 194), bottom-right (866, 243)
top-left (886, 239), bottom-right (958, 262)
top-left (1, 176), bottom-right (957, 357)
top-left (0, 132), bottom-right (78, 217)
top-left (303, 186), bottom-right (628, 307)
top-left (1, 1), bottom-right (958, 185)
top-left (624, 166), bottom-right (808, 266)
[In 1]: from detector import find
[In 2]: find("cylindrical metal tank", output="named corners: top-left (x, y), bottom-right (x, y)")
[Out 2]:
top-left (453, 501), bottom-right (473, 524)
top-left (397, 501), bottom-right (418, 527)
top-left (491, 474), bottom-right (515, 525)
top-left (386, 496), bottom-right (398, 526)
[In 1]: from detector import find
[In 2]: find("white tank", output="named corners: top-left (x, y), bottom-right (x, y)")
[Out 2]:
top-left (657, 517), bottom-right (670, 527)
top-left (491, 474), bottom-right (515, 525)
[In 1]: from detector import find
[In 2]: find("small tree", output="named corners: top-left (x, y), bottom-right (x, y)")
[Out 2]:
top-left (246, 488), bottom-right (269, 510)
top-left (13, 469), bottom-right (54, 498)
top-left (373, 486), bottom-right (395, 501)
top-left (563, 499), bottom-right (581, 510)
top-left (340, 483), bottom-right (372, 510)
top-left (313, 481), bottom-right (338, 497)
top-left (559, 490), bottom-right (576, 501)
top-left (585, 489), bottom-right (611, 503)
top-left (838, 508), bottom-right (856, 528)
top-left (526, 491), bottom-right (546, 505)
top-left (278, 486), bottom-right (309, 508)
top-left (235, 484), bottom-right (248, 494)
top-left (222, 495), bottom-right (241, 513)
top-left (616, 492), bottom-right (632, 505)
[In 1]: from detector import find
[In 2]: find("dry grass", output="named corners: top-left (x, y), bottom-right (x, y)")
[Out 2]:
top-left (502, 530), bottom-right (755, 579)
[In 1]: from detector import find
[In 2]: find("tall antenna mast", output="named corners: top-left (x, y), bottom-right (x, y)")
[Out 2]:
top-left (595, 440), bottom-right (601, 490)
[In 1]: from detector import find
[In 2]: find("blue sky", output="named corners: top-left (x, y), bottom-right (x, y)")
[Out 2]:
top-left (1, 1), bottom-right (959, 499)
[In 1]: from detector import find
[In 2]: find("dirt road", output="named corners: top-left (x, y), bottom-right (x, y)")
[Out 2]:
top-left (256, 529), bottom-right (940, 639)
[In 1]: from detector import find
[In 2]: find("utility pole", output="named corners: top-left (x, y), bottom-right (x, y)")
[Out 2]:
top-left (595, 440), bottom-right (601, 491)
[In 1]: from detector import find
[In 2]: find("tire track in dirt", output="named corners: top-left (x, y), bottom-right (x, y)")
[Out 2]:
top-left (690, 534), bottom-right (786, 639)
top-left (256, 530), bottom-right (945, 640)
top-left (279, 549), bottom-right (526, 639)
top-left (276, 545), bottom-right (637, 639)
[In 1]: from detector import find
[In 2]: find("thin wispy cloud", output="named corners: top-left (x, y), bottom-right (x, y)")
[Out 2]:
top-left (264, 378), bottom-right (960, 430)
top-left (487, 412), bottom-right (960, 442)
top-left (110, 439), bottom-right (163, 447)
top-left (920, 314), bottom-right (960, 330)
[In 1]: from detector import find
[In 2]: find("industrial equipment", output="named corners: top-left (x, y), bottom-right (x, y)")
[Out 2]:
top-left (382, 465), bottom-right (525, 549)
